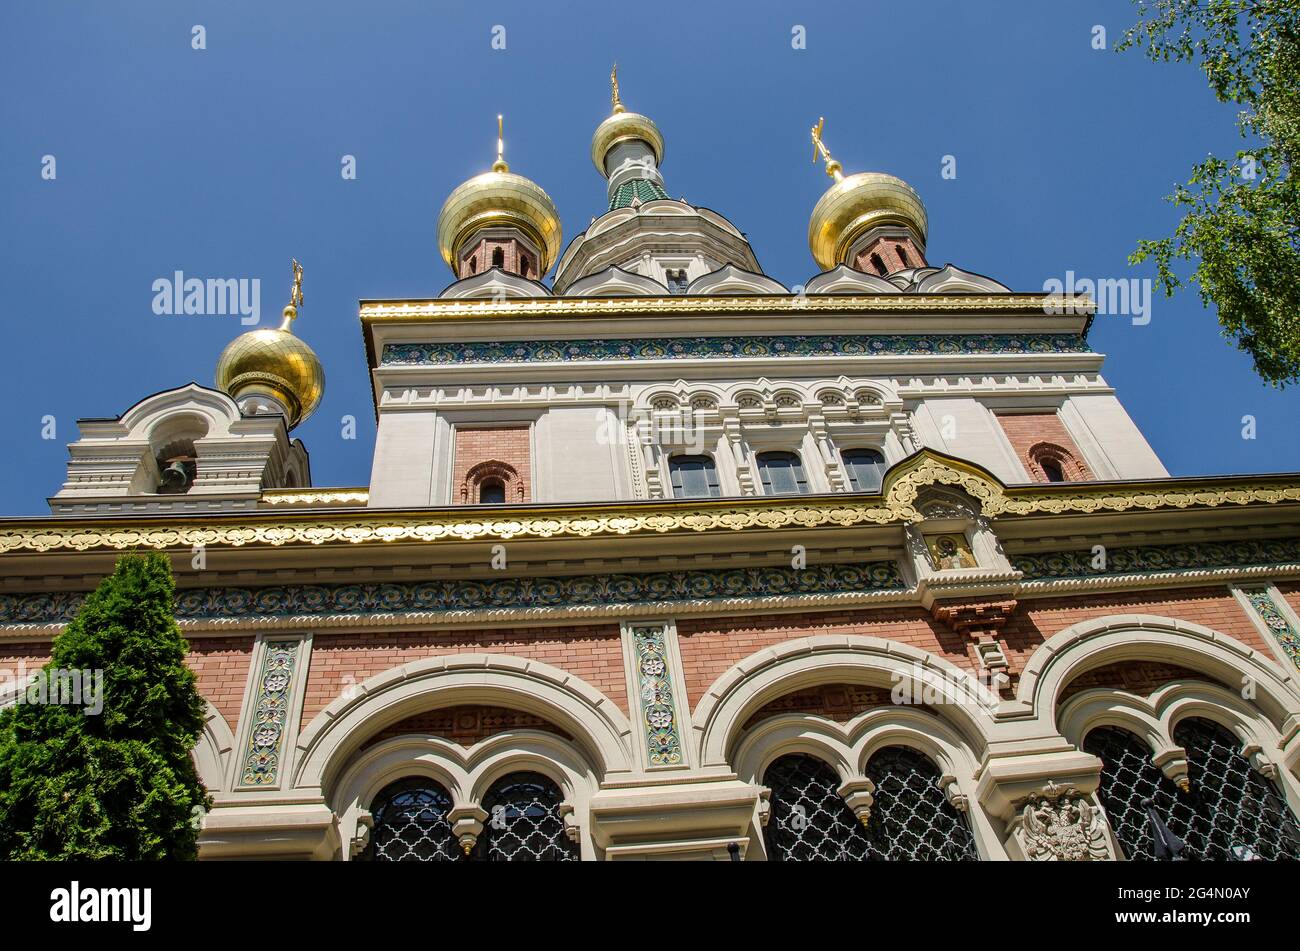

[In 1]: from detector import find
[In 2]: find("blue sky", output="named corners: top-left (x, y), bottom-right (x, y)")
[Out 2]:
top-left (2, 0), bottom-right (1296, 516)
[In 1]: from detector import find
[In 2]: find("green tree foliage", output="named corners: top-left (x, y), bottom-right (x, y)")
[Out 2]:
top-left (1120, 1), bottom-right (1300, 384)
top-left (0, 553), bottom-right (210, 859)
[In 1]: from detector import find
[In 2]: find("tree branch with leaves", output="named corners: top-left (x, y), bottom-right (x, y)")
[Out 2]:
top-left (1120, 0), bottom-right (1299, 385)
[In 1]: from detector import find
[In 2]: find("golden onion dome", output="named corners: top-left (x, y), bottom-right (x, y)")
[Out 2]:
top-left (590, 109), bottom-right (665, 176)
top-left (436, 166), bottom-right (562, 276)
top-left (215, 304), bottom-right (324, 429)
top-left (808, 171), bottom-right (929, 272)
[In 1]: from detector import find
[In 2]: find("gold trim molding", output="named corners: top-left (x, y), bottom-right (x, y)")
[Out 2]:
top-left (3, 452), bottom-right (1298, 554)
top-left (260, 488), bottom-right (370, 507)
top-left (359, 293), bottom-right (1093, 323)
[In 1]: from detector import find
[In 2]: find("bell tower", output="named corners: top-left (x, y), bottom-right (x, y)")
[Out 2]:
top-left (435, 115), bottom-right (563, 282)
top-left (808, 117), bottom-right (929, 277)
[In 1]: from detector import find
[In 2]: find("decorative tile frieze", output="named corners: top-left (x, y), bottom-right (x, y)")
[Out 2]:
top-left (1013, 538), bottom-right (1300, 581)
top-left (0, 561), bottom-right (905, 626)
top-left (1241, 588), bottom-right (1300, 669)
top-left (240, 639), bottom-right (300, 787)
top-left (631, 625), bottom-right (684, 768)
top-left (380, 333), bottom-right (1090, 367)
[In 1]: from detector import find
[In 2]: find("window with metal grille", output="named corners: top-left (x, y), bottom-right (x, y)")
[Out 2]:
top-left (757, 451), bottom-right (809, 495)
top-left (842, 448), bottom-right (886, 493)
top-left (475, 771), bottom-right (577, 861)
top-left (669, 454), bottom-right (721, 498)
top-left (363, 777), bottom-right (460, 862)
top-left (863, 746), bottom-right (978, 860)
top-left (762, 754), bottom-right (872, 861)
top-left (1173, 717), bottom-right (1300, 860)
top-left (1084, 726), bottom-right (1186, 860)
top-left (1087, 721), bottom-right (1300, 860)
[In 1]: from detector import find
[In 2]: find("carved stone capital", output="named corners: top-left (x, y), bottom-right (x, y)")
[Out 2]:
top-left (448, 805), bottom-right (488, 856)
top-left (1152, 746), bottom-right (1192, 793)
top-left (838, 777), bottom-right (877, 828)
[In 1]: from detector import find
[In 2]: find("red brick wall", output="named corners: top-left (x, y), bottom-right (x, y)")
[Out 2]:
top-left (451, 427), bottom-right (531, 504)
top-left (853, 235), bottom-right (926, 275)
top-left (360, 704), bottom-right (571, 751)
top-left (741, 683), bottom-right (895, 730)
top-left (0, 643), bottom-right (51, 671)
top-left (678, 609), bottom-right (967, 707)
top-left (1058, 660), bottom-right (1219, 702)
top-left (187, 636), bottom-right (255, 733)
top-left (677, 587), bottom-right (1267, 706)
top-left (458, 237), bottom-right (538, 280)
top-left (300, 623), bottom-right (626, 731)
top-left (998, 587), bottom-right (1267, 677)
top-left (995, 412), bottom-right (1093, 482)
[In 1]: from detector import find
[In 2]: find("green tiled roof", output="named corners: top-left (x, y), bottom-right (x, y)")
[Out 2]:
top-left (609, 179), bottom-right (670, 210)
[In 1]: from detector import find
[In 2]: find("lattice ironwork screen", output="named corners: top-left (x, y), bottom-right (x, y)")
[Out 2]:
top-left (1174, 717), bottom-right (1300, 860)
top-left (475, 771), bottom-right (577, 861)
top-left (763, 754), bottom-right (872, 860)
top-left (864, 746), bottom-right (978, 860)
top-left (1084, 726), bottom-right (1186, 860)
top-left (763, 750), bottom-right (977, 861)
top-left (364, 777), bottom-right (460, 862)
top-left (1087, 721), bottom-right (1300, 860)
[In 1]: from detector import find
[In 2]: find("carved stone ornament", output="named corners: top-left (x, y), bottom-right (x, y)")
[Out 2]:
top-left (1018, 782), bottom-right (1110, 861)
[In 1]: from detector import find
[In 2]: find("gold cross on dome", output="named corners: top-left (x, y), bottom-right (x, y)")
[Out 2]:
top-left (289, 258), bottom-right (303, 308)
top-left (811, 117), bottom-right (844, 182)
top-left (493, 114), bottom-right (508, 173)
top-left (611, 62), bottom-right (625, 113)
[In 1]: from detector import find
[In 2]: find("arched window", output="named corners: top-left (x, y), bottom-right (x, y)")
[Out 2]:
top-left (1086, 721), bottom-right (1300, 860)
top-left (363, 777), bottom-right (459, 862)
top-left (842, 447), bottom-right (886, 493)
top-left (863, 747), bottom-right (978, 860)
top-left (763, 754), bottom-right (872, 861)
top-left (491, 247), bottom-right (505, 269)
top-left (870, 253), bottom-right (888, 276)
top-left (1084, 726), bottom-right (1186, 860)
top-left (468, 255), bottom-right (477, 275)
top-left (896, 245), bottom-right (911, 267)
top-left (668, 454), bottom-right (721, 498)
top-left (1173, 717), bottom-right (1300, 860)
top-left (757, 451), bottom-right (809, 495)
top-left (520, 254), bottom-right (532, 279)
top-left (1040, 458), bottom-right (1065, 483)
top-left (475, 772), bottom-right (576, 861)
top-left (479, 478), bottom-right (506, 504)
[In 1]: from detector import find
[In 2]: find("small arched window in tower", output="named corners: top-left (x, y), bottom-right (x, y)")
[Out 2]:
top-left (474, 771), bottom-right (577, 861)
top-left (520, 254), bottom-right (532, 279)
top-left (870, 253), bottom-right (888, 276)
top-left (1040, 458), bottom-right (1066, 483)
top-left (841, 447), bottom-right (886, 493)
top-left (479, 478), bottom-right (506, 504)
top-left (492, 247), bottom-right (505, 269)
top-left (896, 245), bottom-right (912, 267)
top-left (468, 255), bottom-right (477, 275)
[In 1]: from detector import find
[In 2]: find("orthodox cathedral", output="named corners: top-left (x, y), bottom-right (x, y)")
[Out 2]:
top-left (2, 73), bottom-right (1300, 861)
